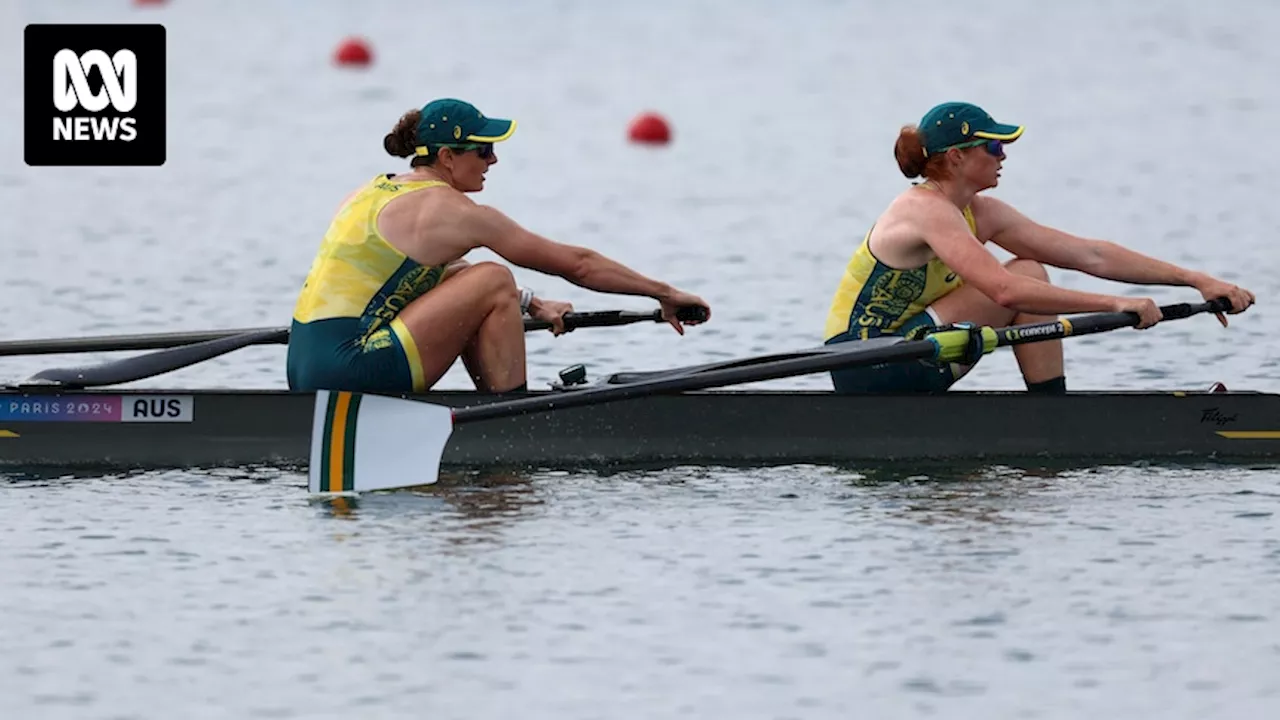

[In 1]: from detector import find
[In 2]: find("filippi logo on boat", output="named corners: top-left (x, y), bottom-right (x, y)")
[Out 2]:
top-left (24, 24), bottom-right (166, 166)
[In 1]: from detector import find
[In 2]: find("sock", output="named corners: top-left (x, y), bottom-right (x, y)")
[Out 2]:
top-left (1026, 376), bottom-right (1066, 394)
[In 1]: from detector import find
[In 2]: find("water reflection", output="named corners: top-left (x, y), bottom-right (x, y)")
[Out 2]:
top-left (0, 465), bottom-right (289, 488)
top-left (311, 468), bottom-right (545, 547)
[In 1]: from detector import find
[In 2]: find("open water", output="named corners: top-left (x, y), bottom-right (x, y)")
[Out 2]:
top-left (1, 1), bottom-right (1279, 718)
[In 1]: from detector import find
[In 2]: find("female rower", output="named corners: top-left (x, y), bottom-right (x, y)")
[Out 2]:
top-left (287, 98), bottom-right (710, 394)
top-left (822, 101), bottom-right (1254, 394)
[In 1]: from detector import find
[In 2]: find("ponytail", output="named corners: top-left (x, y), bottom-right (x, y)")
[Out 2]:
top-left (894, 125), bottom-right (928, 178)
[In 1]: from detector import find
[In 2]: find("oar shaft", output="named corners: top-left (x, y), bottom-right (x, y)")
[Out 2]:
top-left (0, 327), bottom-right (287, 356)
top-left (452, 336), bottom-right (923, 423)
top-left (24, 329), bottom-right (289, 388)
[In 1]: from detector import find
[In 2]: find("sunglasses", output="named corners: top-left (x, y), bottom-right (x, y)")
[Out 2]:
top-left (438, 142), bottom-right (495, 160)
top-left (945, 138), bottom-right (1004, 157)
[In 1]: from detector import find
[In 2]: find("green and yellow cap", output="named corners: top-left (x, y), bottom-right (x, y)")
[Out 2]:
top-left (413, 98), bottom-right (517, 156)
top-left (920, 101), bottom-right (1023, 156)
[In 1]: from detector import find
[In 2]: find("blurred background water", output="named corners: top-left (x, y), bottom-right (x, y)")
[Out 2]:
top-left (2, 1), bottom-right (1279, 718)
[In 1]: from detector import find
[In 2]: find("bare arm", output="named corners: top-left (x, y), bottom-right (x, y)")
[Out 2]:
top-left (915, 197), bottom-right (1127, 315)
top-left (462, 205), bottom-right (676, 300)
top-left (978, 195), bottom-right (1206, 286)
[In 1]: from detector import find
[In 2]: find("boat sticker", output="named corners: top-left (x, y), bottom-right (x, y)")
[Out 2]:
top-left (121, 396), bottom-right (194, 422)
top-left (0, 395), bottom-right (194, 423)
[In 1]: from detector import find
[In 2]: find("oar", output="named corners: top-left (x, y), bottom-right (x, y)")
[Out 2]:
top-left (19, 307), bottom-right (709, 389)
top-left (23, 328), bottom-right (286, 389)
top-left (0, 327), bottom-right (287, 357)
top-left (311, 298), bottom-right (1232, 494)
top-left (523, 307), bottom-right (707, 332)
top-left (0, 308), bottom-right (706, 357)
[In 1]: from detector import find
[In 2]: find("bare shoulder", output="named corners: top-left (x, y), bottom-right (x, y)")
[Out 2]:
top-left (882, 186), bottom-right (966, 234)
top-left (453, 201), bottom-right (519, 238)
top-left (377, 184), bottom-right (480, 265)
top-left (413, 190), bottom-right (482, 242)
top-left (970, 194), bottom-right (1028, 239)
top-left (436, 201), bottom-right (546, 261)
top-left (865, 188), bottom-right (949, 265)
top-left (970, 193), bottom-right (1016, 218)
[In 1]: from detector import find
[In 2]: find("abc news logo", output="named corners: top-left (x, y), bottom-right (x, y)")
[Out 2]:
top-left (25, 24), bottom-right (166, 166)
top-left (54, 49), bottom-right (139, 142)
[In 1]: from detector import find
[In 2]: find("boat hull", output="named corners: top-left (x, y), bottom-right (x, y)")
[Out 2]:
top-left (1, 388), bottom-right (1278, 471)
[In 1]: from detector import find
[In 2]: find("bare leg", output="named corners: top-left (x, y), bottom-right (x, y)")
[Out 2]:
top-left (395, 261), bottom-right (526, 392)
top-left (928, 258), bottom-right (1064, 385)
top-left (458, 279), bottom-right (526, 392)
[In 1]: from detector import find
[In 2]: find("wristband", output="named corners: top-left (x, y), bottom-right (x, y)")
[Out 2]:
top-left (519, 287), bottom-right (534, 314)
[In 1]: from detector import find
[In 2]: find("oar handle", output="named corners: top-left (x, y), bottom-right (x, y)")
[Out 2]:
top-left (1164, 297), bottom-right (1234, 319)
top-left (523, 306), bottom-right (708, 332)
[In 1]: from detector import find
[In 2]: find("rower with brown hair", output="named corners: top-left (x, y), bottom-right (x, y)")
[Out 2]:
top-left (822, 101), bottom-right (1254, 394)
top-left (287, 97), bottom-right (710, 394)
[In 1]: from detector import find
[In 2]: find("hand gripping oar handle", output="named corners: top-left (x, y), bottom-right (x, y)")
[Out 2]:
top-left (523, 305), bottom-right (708, 332)
top-left (1007, 297), bottom-right (1233, 341)
top-left (924, 298), bottom-right (1234, 364)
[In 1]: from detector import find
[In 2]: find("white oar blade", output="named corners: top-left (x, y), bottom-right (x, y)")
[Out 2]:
top-left (308, 390), bottom-right (454, 495)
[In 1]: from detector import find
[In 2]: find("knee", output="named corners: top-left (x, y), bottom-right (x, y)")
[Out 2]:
top-left (468, 261), bottom-right (518, 295)
top-left (1005, 258), bottom-right (1050, 283)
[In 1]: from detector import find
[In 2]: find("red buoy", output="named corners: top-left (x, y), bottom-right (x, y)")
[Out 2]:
top-left (334, 37), bottom-right (373, 67)
top-left (628, 112), bottom-right (671, 145)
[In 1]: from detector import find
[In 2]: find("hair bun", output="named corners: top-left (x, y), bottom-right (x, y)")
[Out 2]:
top-left (384, 132), bottom-right (411, 157)
top-left (384, 109), bottom-right (421, 158)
